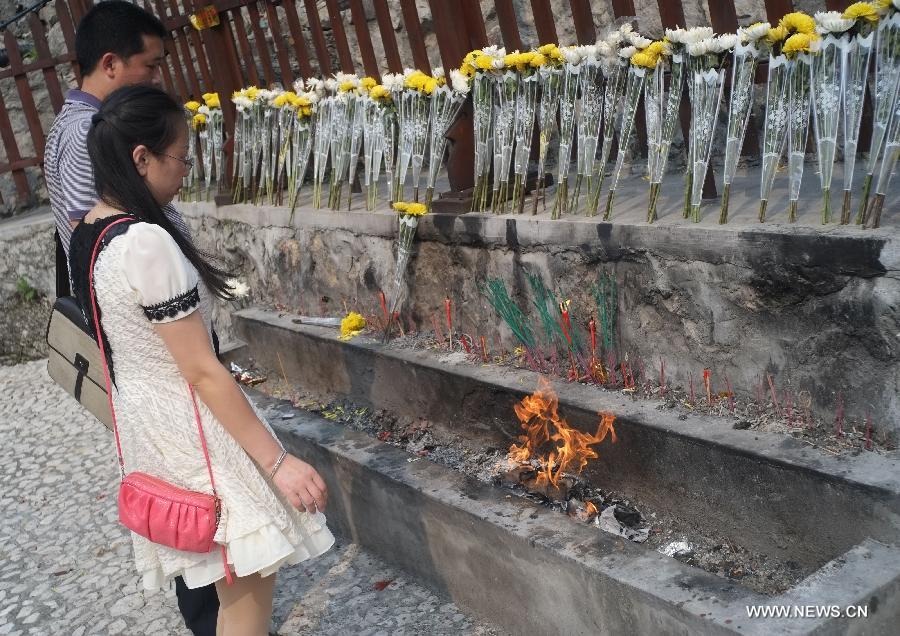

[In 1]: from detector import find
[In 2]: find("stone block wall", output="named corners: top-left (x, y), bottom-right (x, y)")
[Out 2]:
top-left (181, 201), bottom-right (900, 438)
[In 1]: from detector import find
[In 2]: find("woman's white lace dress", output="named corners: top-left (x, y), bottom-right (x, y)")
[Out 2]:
top-left (88, 221), bottom-right (334, 590)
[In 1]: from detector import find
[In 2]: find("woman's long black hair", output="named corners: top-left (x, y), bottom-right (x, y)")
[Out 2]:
top-left (87, 85), bottom-right (233, 300)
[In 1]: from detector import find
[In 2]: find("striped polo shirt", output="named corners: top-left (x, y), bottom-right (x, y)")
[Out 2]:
top-left (44, 89), bottom-right (192, 264)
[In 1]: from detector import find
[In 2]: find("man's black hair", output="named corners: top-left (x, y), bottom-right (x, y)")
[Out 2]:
top-left (75, 1), bottom-right (167, 75)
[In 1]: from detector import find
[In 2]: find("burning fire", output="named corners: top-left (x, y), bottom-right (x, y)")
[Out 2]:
top-left (509, 378), bottom-right (617, 487)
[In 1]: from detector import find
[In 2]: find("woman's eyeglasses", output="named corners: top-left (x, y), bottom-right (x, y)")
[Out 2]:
top-left (156, 152), bottom-right (194, 169)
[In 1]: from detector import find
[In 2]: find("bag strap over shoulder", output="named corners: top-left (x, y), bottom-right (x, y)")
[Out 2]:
top-left (87, 218), bottom-right (219, 499)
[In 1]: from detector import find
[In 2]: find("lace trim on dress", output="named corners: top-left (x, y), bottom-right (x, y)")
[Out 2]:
top-left (142, 286), bottom-right (201, 322)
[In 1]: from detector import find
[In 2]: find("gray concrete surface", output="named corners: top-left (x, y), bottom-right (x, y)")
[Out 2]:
top-left (233, 311), bottom-right (900, 576)
top-left (0, 360), bottom-right (502, 636)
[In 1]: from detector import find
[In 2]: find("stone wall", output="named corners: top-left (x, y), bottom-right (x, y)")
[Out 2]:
top-left (179, 201), bottom-right (900, 437)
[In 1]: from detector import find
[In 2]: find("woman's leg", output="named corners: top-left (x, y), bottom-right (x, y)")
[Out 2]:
top-left (214, 572), bottom-right (276, 636)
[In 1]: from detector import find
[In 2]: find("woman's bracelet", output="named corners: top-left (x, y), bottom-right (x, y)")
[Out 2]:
top-left (268, 449), bottom-right (288, 480)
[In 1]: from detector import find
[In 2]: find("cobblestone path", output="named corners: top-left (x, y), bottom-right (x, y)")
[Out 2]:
top-left (0, 360), bottom-right (502, 635)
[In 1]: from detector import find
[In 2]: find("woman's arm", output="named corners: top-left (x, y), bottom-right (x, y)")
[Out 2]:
top-left (154, 311), bottom-right (327, 513)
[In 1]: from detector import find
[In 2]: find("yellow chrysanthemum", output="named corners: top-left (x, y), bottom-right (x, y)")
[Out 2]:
top-left (630, 51), bottom-right (659, 69)
top-left (184, 100), bottom-right (201, 113)
top-left (782, 32), bottom-right (819, 55)
top-left (423, 77), bottom-right (438, 94)
top-left (459, 62), bottom-right (476, 78)
top-left (297, 106), bottom-right (313, 119)
top-left (339, 312), bottom-right (366, 340)
top-left (645, 40), bottom-right (666, 57)
top-left (843, 2), bottom-right (880, 22)
top-left (273, 92), bottom-right (293, 108)
top-left (361, 76), bottom-right (377, 90)
top-left (537, 43), bottom-right (557, 56)
top-left (474, 54), bottom-right (496, 71)
top-left (191, 113), bottom-right (207, 130)
top-left (338, 80), bottom-right (356, 93)
top-left (392, 201), bottom-right (428, 216)
top-left (530, 52), bottom-right (548, 67)
top-left (767, 25), bottom-right (788, 43)
top-left (369, 84), bottom-right (391, 101)
top-left (202, 92), bottom-right (220, 109)
top-left (779, 11), bottom-right (816, 34)
top-left (244, 86), bottom-right (260, 101)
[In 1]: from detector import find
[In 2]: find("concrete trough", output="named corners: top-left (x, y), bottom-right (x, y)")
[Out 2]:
top-left (236, 308), bottom-right (900, 634)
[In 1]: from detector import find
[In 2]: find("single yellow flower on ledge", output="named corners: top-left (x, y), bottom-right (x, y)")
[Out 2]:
top-left (339, 311), bottom-right (366, 340)
top-left (392, 201), bottom-right (428, 216)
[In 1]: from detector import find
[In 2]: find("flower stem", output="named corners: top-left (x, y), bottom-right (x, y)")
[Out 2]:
top-left (821, 187), bottom-right (831, 225)
top-left (759, 199), bottom-right (768, 223)
top-left (718, 183), bottom-right (730, 225)
top-left (603, 189), bottom-right (615, 222)
top-left (788, 199), bottom-right (798, 223)
top-left (840, 190), bottom-right (851, 225)
top-left (683, 170), bottom-right (692, 219)
top-left (868, 194), bottom-right (885, 229)
top-left (647, 182), bottom-right (659, 224)
top-left (856, 174), bottom-right (872, 225)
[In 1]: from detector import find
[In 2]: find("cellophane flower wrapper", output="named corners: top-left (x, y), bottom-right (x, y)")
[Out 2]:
top-left (859, 13), bottom-right (900, 223)
top-left (841, 31), bottom-right (875, 223)
top-left (382, 109), bottom-right (397, 203)
top-left (552, 63), bottom-right (581, 218)
top-left (811, 35), bottom-right (844, 223)
top-left (346, 95), bottom-right (366, 209)
top-left (644, 59), bottom-right (664, 222)
top-left (534, 66), bottom-right (561, 213)
top-left (589, 57), bottom-right (627, 216)
top-left (574, 59), bottom-right (604, 215)
top-left (688, 59), bottom-right (726, 222)
top-left (720, 43), bottom-right (759, 223)
top-left (491, 70), bottom-right (519, 213)
top-left (288, 117), bottom-right (313, 212)
top-left (511, 72), bottom-right (539, 213)
top-left (604, 64), bottom-right (646, 221)
top-left (396, 89), bottom-right (430, 201)
top-left (426, 86), bottom-right (466, 206)
top-left (759, 54), bottom-right (790, 222)
top-left (787, 54), bottom-right (813, 222)
top-left (869, 79), bottom-right (900, 227)
top-left (312, 98), bottom-right (333, 208)
top-left (471, 72), bottom-right (494, 211)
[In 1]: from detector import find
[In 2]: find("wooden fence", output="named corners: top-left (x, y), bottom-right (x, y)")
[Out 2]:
top-left (0, 0), bottom-right (873, 207)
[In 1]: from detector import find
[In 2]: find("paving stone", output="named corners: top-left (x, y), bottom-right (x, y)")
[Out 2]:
top-left (0, 360), bottom-right (505, 635)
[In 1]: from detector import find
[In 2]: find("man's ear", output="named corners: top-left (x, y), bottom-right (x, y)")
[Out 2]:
top-left (132, 145), bottom-right (151, 176)
top-left (99, 52), bottom-right (120, 79)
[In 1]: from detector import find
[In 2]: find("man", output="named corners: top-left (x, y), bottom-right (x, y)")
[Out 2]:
top-left (43, 3), bottom-right (219, 634)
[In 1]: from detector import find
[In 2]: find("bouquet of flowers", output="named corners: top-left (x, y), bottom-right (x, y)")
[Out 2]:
top-left (603, 36), bottom-right (663, 221)
top-left (286, 88), bottom-right (316, 217)
top-left (345, 77), bottom-right (374, 210)
top-left (839, 4), bottom-right (880, 223)
top-left (491, 58), bottom-right (519, 213)
top-left (684, 33), bottom-right (736, 223)
top-left (363, 83), bottom-right (392, 210)
top-left (183, 100), bottom-right (202, 201)
top-left (572, 45), bottom-right (605, 215)
top-left (783, 24), bottom-right (819, 223)
top-left (532, 44), bottom-right (563, 214)
top-left (384, 201), bottom-right (429, 339)
top-left (425, 68), bottom-right (469, 207)
top-left (586, 27), bottom-right (631, 217)
top-left (230, 88), bottom-right (254, 204)
top-left (551, 45), bottom-right (585, 218)
top-left (198, 93), bottom-right (223, 199)
top-left (462, 48), bottom-right (500, 212)
top-left (507, 52), bottom-right (542, 214)
top-left (719, 23), bottom-right (769, 223)
top-left (859, 3), bottom-right (900, 223)
top-left (810, 12), bottom-right (854, 224)
top-left (396, 70), bottom-right (436, 202)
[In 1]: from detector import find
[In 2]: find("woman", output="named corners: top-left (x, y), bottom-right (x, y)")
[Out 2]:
top-left (69, 85), bottom-right (334, 635)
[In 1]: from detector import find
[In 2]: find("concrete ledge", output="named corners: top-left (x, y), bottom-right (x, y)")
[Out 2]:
top-left (250, 390), bottom-right (900, 636)
top-left (234, 308), bottom-right (900, 576)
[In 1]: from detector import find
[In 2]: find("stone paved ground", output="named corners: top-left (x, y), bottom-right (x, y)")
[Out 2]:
top-left (0, 360), bottom-right (504, 636)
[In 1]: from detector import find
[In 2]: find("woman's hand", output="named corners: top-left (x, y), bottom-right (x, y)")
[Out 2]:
top-left (272, 454), bottom-right (328, 514)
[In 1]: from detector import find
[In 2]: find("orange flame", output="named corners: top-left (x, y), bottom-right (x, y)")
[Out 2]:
top-left (585, 501), bottom-right (598, 516)
top-left (509, 378), bottom-right (617, 487)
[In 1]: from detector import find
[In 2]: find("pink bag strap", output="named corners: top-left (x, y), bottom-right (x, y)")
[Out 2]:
top-left (86, 217), bottom-right (218, 498)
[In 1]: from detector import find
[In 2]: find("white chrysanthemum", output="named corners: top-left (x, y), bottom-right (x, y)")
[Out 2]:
top-left (562, 46), bottom-right (583, 64)
top-left (738, 22), bottom-right (771, 42)
top-left (482, 44), bottom-right (506, 58)
top-left (334, 71), bottom-right (358, 85)
top-left (665, 28), bottom-right (687, 44)
top-left (894, 0), bottom-right (900, 10)
top-left (581, 44), bottom-right (599, 60)
top-left (595, 40), bottom-right (613, 58)
top-left (302, 90), bottom-right (320, 105)
top-left (492, 57), bottom-right (505, 69)
top-left (232, 95), bottom-right (252, 109)
top-left (381, 72), bottom-right (404, 91)
top-left (450, 68), bottom-right (470, 94)
top-left (618, 45), bottom-right (637, 59)
top-left (619, 23), bottom-right (633, 36)
top-left (814, 11), bottom-right (855, 34)
top-left (305, 77), bottom-right (325, 95)
top-left (629, 33), bottom-right (652, 48)
top-left (432, 66), bottom-right (445, 79)
top-left (198, 105), bottom-right (210, 115)
top-left (714, 33), bottom-right (740, 52)
top-left (686, 38), bottom-right (715, 56)
top-left (681, 26), bottom-right (715, 44)
top-left (227, 279), bottom-right (250, 298)
top-left (292, 78), bottom-right (305, 94)
top-left (324, 78), bottom-right (338, 92)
